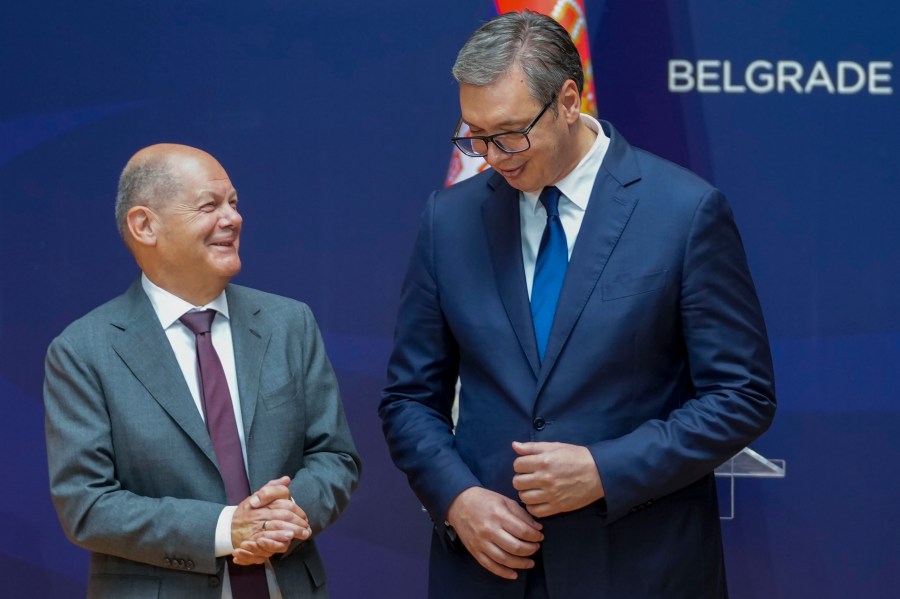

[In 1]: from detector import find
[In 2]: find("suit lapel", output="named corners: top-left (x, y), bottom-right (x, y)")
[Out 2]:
top-left (483, 172), bottom-right (541, 378)
top-left (227, 286), bottom-right (270, 441)
top-left (538, 122), bottom-right (641, 387)
top-left (112, 280), bottom-right (218, 466)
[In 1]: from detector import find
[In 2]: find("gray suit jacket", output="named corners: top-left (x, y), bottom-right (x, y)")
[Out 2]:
top-left (44, 279), bottom-right (361, 598)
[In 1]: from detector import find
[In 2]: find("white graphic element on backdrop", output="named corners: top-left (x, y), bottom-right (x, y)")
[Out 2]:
top-left (669, 59), bottom-right (893, 95)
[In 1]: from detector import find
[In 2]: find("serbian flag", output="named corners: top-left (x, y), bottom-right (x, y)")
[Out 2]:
top-left (444, 0), bottom-right (598, 187)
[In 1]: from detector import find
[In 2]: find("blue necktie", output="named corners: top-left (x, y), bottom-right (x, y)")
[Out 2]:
top-left (531, 186), bottom-right (568, 360)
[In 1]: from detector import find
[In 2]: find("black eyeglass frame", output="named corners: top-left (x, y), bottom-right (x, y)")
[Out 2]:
top-left (450, 98), bottom-right (555, 157)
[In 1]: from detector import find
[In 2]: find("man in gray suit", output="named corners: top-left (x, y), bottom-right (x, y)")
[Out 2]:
top-left (43, 143), bottom-right (361, 598)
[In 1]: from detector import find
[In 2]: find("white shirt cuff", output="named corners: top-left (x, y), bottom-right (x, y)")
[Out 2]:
top-left (215, 506), bottom-right (238, 557)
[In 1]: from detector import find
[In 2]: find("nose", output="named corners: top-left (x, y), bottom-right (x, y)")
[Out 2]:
top-left (219, 202), bottom-right (242, 228)
top-left (484, 141), bottom-right (509, 167)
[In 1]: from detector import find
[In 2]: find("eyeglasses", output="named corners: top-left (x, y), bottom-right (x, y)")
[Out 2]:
top-left (451, 99), bottom-right (554, 157)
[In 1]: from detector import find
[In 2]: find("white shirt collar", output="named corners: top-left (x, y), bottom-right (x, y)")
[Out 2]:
top-left (141, 273), bottom-right (230, 329)
top-left (522, 113), bottom-right (610, 213)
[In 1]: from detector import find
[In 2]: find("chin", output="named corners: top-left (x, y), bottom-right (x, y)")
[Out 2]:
top-left (510, 181), bottom-right (541, 194)
top-left (214, 260), bottom-right (241, 279)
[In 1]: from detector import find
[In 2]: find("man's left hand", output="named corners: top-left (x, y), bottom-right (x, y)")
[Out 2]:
top-left (512, 442), bottom-right (605, 518)
top-left (231, 477), bottom-right (311, 565)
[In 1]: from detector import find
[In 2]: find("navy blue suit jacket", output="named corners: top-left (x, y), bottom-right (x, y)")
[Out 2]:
top-left (380, 121), bottom-right (776, 598)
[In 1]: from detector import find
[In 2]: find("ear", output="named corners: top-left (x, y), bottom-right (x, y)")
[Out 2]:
top-left (559, 79), bottom-right (583, 125)
top-left (126, 206), bottom-right (159, 247)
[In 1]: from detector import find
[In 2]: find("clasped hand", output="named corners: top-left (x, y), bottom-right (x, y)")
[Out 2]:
top-left (446, 441), bottom-right (605, 580)
top-left (512, 441), bottom-right (604, 518)
top-left (230, 476), bottom-right (311, 565)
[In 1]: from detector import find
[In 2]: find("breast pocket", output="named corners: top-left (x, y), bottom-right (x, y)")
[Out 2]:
top-left (601, 270), bottom-right (668, 301)
top-left (258, 377), bottom-right (306, 453)
top-left (261, 377), bottom-right (301, 410)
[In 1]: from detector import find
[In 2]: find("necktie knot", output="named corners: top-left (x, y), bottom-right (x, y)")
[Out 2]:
top-left (180, 309), bottom-right (216, 336)
top-left (539, 186), bottom-right (561, 219)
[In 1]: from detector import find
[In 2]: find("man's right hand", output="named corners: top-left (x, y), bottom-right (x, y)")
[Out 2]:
top-left (230, 477), bottom-right (310, 565)
top-left (446, 486), bottom-right (543, 580)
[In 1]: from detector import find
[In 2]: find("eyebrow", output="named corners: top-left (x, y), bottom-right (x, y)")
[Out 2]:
top-left (197, 188), bottom-right (238, 201)
top-left (464, 116), bottom-right (530, 132)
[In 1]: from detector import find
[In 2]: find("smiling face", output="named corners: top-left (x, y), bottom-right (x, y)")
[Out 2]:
top-left (459, 65), bottom-right (585, 194)
top-left (126, 145), bottom-right (242, 305)
top-left (155, 152), bottom-right (242, 293)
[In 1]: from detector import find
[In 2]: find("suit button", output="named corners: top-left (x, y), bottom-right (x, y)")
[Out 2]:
top-left (186, 560), bottom-right (195, 570)
top-left (533, 418), bottom-right (546, 431)
top-left (209, 576), bottom-right (221, 588)
top-left (177, 559), bottom-right (185, 568)
top-left (164, 558), bottom-right (172, 566)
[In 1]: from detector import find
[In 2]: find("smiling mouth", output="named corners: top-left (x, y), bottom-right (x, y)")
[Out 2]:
top-left (498, 164), bottom-right (524, 177)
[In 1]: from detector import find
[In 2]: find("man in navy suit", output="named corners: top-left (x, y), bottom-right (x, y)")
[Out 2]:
top-left (380, 11), bottom-right (776, 598)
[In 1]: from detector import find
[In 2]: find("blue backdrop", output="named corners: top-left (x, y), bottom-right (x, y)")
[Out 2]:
top-left (2, 1), bottom-right (898, 597)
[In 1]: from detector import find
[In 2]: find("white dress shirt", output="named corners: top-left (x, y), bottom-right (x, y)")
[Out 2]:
top-left (141, 274), bottom-right (282, 599)
top-left (520, 114), bottom-right (610, 297)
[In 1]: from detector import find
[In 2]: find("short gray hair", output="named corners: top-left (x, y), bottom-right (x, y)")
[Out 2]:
top-left (114, 155), bottom-right (181, 239)
top-left (452, 10), bottom-right (584, 111)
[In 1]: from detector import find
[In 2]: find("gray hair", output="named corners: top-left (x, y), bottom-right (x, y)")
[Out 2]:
top-left (452, 10), bottom-right (584, 111)
top-left (114, 155), bottom-right (181, 239)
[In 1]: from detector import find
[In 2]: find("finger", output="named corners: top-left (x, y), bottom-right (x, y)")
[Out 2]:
top-left (248, 477), bottom-right (292, 508)
top-left (275, 527), bottom-right (308, 543)
top-left (232, 548), bottom-right (269, 565)
top-left (268, 499), bottom-right (309, 521)
top-left (525, 502), bottom-right (559, 518)
top-left (239, 538), bottom-right (280, 556)
top-left (517, 488), bottom-right (546, 506)
top-left (267, 498), bottom-right (301, 511)
top-left (512, 441), bottom-right (536, 456)
top-left (234, 541), bottom-right (272, 559)
top-left (254, 536), bottom-right (291, 554)
top-left (290, 501), bottom-right (308, 520)
top-left (513, 452), bottom-right (547, 474)
top-left (237, 540), bottom-right (259, 553)
top-left (253, 526), bottom-right (298, 541)
top-left (474, 551), bottom-right (520, 580)
top-left (500, 503), bottom-right (543, 543)
top-left (490, 546), bottom-right (537, 570)
top-left (290, 522), bottom-right (312, 540)
top-left (263, 521), bottom-right (308, 542)
top-left (233, 554), bottom-right (263, 566)
top-left (492, 529), bottom-right (541, 558)
top-left (504, 498), bottom-right (543, 530)
top-left (249, 481), bottom-right (292, 508)
top-left (265, 507), bottom-right (309, 529)
top-left (511, 472), bottom-right (542, 491)
top-left (265, 476), bottom-right (292, 487)
top-left (513, 441), bottom-right (556, 456)
top-left (512, 457), bottom-right (530, 475)
top-left (476, 545), bottom-right (535, 579)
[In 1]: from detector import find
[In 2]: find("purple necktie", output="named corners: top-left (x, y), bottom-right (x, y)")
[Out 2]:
top-left (180, 309), bottom-right (270, 599)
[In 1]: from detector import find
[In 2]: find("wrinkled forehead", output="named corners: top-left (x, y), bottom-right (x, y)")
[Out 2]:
top-left (173, 153), bottom-right (235, 196)
top-left (459, 75), bottom-right (541, 131)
